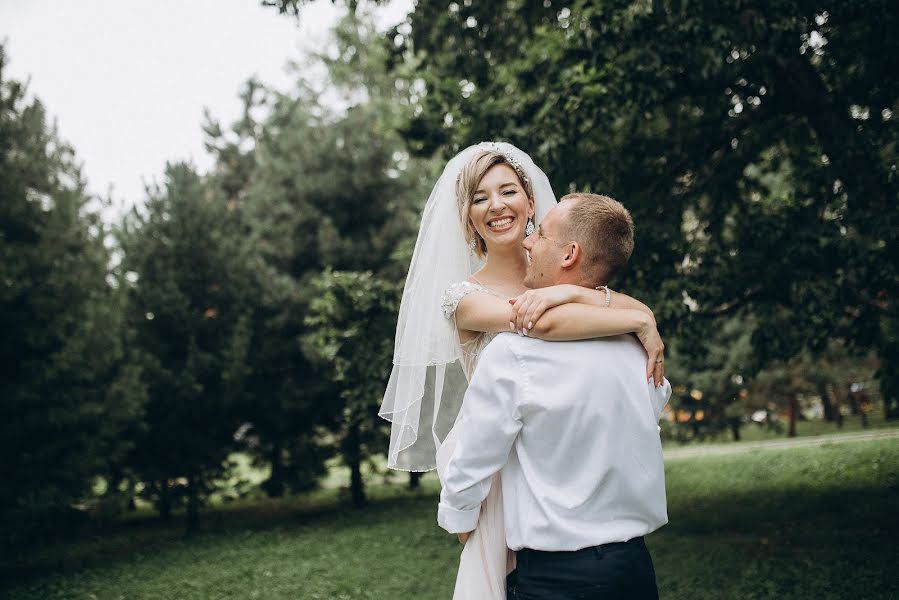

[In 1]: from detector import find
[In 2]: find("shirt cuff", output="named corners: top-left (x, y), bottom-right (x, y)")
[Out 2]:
top-left (437, 501), bottom-right (480, 534)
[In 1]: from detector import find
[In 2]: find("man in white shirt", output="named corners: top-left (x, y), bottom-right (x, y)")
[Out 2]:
top-left (438, 193), bottom-right (671, 599)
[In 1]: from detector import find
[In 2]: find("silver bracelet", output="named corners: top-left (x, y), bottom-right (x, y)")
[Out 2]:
top-left (595, 285), bottom-right (612, 307)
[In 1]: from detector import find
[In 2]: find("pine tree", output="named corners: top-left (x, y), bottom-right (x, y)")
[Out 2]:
top-left (203, 10), bottom-right (437, 499)
top-left (0, 47), bottom-right (142, 548)
top-left (119, 162), bottom-right (256, 532)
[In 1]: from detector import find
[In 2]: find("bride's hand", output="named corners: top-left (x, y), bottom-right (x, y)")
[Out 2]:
top-left (508, 285), bottom-right (580, 334)
top-left (635, 317), bottom-right (666, 386)
top-left (457, 531), bottom-right (471, 544)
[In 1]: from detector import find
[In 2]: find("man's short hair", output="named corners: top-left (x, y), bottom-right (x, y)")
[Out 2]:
top-left (559, 193), bottom-right (634, 282)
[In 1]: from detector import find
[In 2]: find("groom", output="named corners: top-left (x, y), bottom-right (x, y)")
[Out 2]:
top-left (437, 193), bottom-right (671, 599)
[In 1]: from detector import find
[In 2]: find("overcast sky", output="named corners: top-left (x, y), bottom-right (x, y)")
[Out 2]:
top-left (2, 0), bottom-right (412, 219)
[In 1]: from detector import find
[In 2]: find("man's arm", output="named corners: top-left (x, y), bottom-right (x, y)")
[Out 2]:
top-left (437, 336), bottom-right (524, 534)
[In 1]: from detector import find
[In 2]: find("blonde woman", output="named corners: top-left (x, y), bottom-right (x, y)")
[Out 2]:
top-left (380, 142), bottom-right (664, 599)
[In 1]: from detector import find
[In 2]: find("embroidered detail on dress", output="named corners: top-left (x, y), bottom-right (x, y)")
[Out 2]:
top-left (441, 281), bottom-right (486, 319)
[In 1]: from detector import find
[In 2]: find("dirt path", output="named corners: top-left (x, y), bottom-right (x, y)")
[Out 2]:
top-left (663, 428), bottom-right (899, 461)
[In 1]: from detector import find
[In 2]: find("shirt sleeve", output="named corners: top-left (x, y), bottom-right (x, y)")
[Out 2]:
top-left (437, 335), bottom-right (524, 533)
top-left (649, 377), bottom-right (673, 423)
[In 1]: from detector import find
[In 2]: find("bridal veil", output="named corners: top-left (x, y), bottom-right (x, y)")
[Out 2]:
top-left (379, 141), bottom-right (558, 471)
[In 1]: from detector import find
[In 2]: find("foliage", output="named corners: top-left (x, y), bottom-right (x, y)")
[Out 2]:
top-left (748, 339), bottom-right (880, 425)
top-left (202, 9), bottom-right (438, 500)
top-left (663, 316), bottom-right (754, 441)
top-left (202, 80), bottom-right (336, 497)
top-left (0, 47), bottom-right (143, 547)
top-left (399, 0), bottom-right (899, 416)
top-left (665, 314), bottom-right (881, 441)
top-left (259, 0), bottom-right (387, 18)
top-left (305, 270), bottom-right (400, 507)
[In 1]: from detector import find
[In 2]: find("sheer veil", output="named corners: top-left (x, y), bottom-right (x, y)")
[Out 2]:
top-left (379, 141), bottom-right (558, 471)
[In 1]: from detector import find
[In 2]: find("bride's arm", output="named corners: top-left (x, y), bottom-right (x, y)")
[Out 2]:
top-left (510, 284), bottom-right (654, 332)
top-left (456, 285), bottom-right (654, 335)
top-left (455, 288), bottom-right (665, 383)
top-left (455, 285), bottom-right (660, 342)
top-left (508, 285), bottom-right (664, 383)
top-left (527, 303), bottom-right (665, 384)
top-left (454, 292), bottom-right (522, 334)
top-left (457, 291), bottom-right (664, 384)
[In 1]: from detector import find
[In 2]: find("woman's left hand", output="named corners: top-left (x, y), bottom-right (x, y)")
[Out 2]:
top-left (508, 285), bottom-right (579, 334)
top-left (635, 318), bottom-right (666, 385)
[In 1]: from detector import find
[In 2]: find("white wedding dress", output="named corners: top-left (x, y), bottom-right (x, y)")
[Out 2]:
top-left (436, 281), bottom-right (513, 600)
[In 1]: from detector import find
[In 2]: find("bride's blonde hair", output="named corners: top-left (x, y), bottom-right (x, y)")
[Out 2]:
top-left (455, 150), bottom-right (534, 258)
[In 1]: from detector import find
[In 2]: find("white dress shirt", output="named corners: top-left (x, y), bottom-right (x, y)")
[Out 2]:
top-left (437, 333), bottom-right (671, 551)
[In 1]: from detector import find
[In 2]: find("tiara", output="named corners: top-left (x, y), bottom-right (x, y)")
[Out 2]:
top-left (483, 142), bottom-right (530, 188)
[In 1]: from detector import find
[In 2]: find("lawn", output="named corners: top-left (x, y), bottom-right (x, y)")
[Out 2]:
top-left (4, 437), bottom-right (898, 599)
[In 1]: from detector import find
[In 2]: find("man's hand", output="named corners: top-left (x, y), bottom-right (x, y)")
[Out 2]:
top-left (509, 285), bottom-right (579, 334)
top-left (457, 531), bottom-right (472, 544)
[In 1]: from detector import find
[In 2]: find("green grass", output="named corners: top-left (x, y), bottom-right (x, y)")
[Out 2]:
top-left (5, 438), bottom-right (898, 599)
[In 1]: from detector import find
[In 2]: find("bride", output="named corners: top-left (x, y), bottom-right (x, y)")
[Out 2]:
top-left (380, 142), bottom-right (665, 599)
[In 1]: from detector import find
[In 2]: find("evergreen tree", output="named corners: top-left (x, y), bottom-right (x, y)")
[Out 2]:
top-left (306, 269), bottom-right (400, 507)
top-left (119, 162), bottom-right (256, 531)
top-left (205, 10), bottom-right (436, 498)
top-left (201, 78), bottom-right (339, 497)
top-left (0, 47), bottom-right (142, 547)
top-left (237, 94), bottom-right (417, 501)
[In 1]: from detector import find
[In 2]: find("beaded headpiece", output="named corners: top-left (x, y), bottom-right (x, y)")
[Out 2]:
top-left (483, 142), bottom-right (530, 190)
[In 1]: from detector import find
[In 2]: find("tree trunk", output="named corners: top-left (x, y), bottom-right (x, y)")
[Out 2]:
top-left (730, 420), bottom-right (741, 442)
top-left (885, 363), bottom-right (899, 420)
top-left (788, 396), bottom-right (798, 438)
top-left (125, 478), bottom-right (137, 512)
top-left (345, 423), bottom-right (367, 509)
top-left (832, 388), bottom-right (845, 428)
top-left (263, 442), bottom-right (285, 498)
top-left (409, 471), bottom-right (422, 490)
top-left (186, 474), bottom-right (200, 535)
top-left (819, 382), bottom-right (836, 422)
top-left (157, 482), bottom-right (172, 520)
top-left (886, 387), bottom-right (899, 421)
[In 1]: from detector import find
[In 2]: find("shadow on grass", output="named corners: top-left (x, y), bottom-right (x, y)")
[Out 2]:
top-left (652, 479), bottom-right (899, 599)
top-left (1, 482), bottom-right (439, 588)
top-left (7, 480), bottom-right (897, 593)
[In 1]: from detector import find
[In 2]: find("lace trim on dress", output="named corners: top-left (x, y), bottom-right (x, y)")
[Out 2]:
top-left (440, 280), bottom-right (508, 379)
top-left (441, 281), bottom-right (489, 319)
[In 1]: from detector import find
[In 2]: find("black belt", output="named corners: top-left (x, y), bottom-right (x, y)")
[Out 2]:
top-left (517, 537), bottom-right (645, 567)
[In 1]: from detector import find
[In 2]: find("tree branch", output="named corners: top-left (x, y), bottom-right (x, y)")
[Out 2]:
top-left (694, 285), bottom-right (765, 318)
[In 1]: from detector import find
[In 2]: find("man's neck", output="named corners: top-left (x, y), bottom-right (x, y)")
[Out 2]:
top-left (554, 270), bottom-right (606, 289)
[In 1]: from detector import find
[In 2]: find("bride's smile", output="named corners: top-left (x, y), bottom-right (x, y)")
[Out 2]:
top-left (486, 216), bottom-right (514, 232)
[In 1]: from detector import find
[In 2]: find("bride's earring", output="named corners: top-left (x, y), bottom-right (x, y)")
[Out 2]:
top-left (468, 235), bottom-right (477, 252)
top-left (525, 217), bottom-right (536, 237)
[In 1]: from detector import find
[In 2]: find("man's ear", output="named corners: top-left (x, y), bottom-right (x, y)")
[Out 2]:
top-left (560, 241), bottom-right (581, 269)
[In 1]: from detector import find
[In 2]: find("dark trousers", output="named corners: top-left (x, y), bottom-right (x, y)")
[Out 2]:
top-left (506, 537), bottom-right (659, 600)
